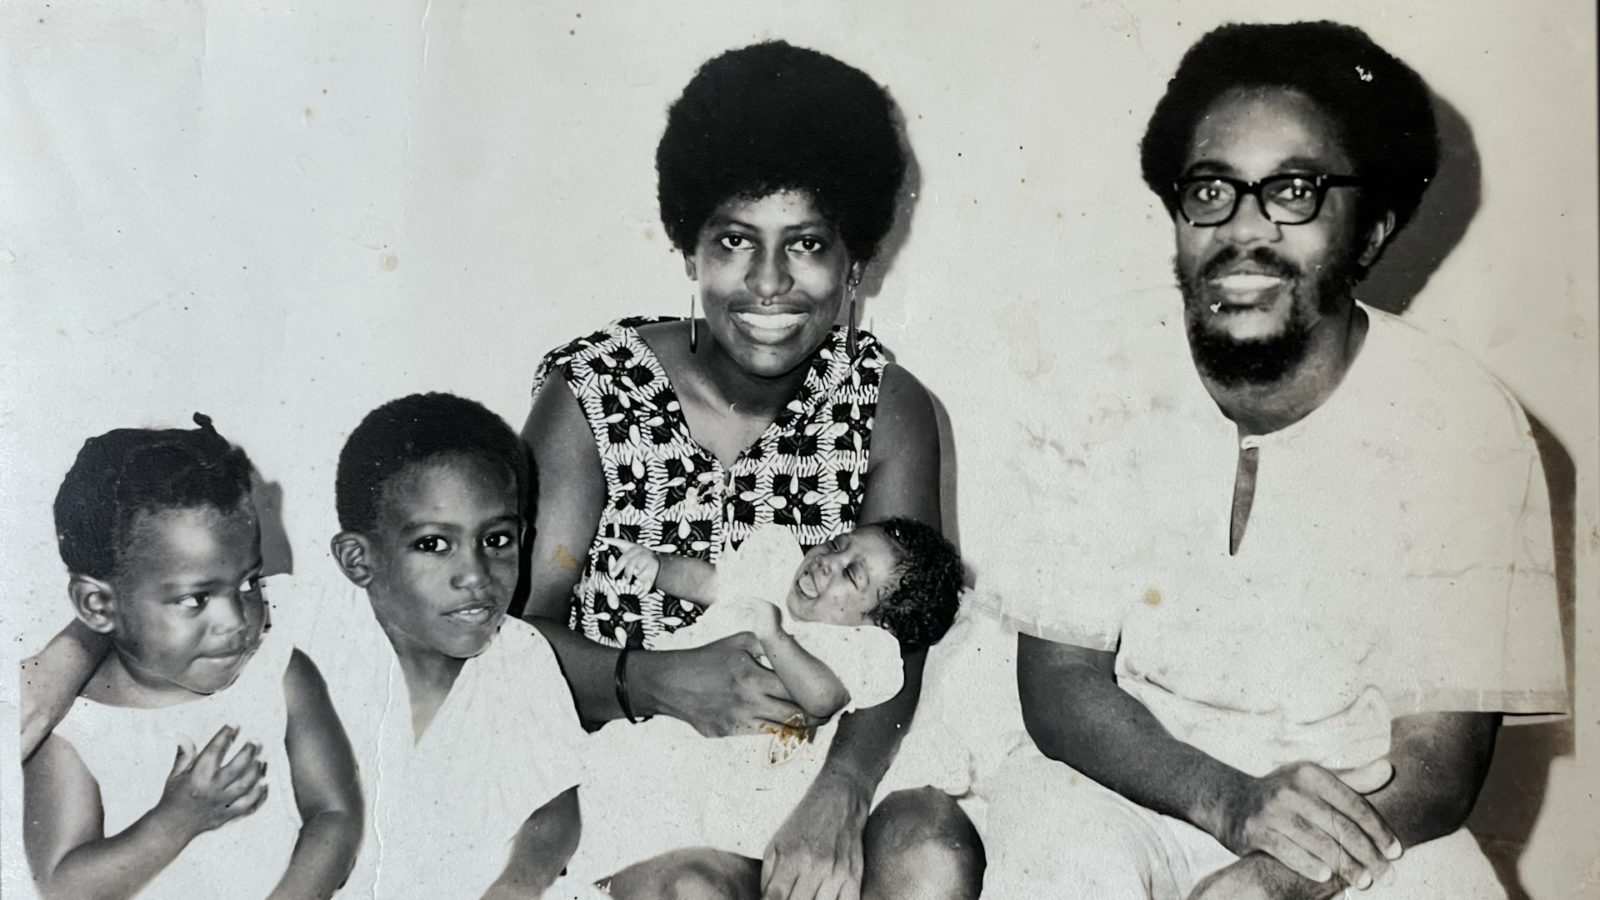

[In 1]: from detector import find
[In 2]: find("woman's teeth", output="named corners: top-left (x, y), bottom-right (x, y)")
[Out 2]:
top-left (734, 311), bottom-right (806, 331)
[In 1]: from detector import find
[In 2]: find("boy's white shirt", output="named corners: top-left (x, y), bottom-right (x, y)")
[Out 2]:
top-left (298, 587), bottom-right (590, 895)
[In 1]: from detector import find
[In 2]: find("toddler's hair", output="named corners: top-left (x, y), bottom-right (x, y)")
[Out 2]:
top-left (867, 518), bottom-right (963, 649)
top-left (335, 392), bottom-right (528, 533)
top-left (54, 413), bottom-right (255, 580)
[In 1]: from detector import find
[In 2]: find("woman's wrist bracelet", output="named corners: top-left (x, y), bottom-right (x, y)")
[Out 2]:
top-left (614, 647), bottom-right (648, 724)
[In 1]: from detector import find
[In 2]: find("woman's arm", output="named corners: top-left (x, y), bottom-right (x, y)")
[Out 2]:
top-left (761, 363), bottom-right (941, 897)
top-left (21, 620), bottom-right (110, 761)
top-left (522, 377), bottom-right (806, 733)
top-left (480, 785), bottom-right (582, 899)
top-left (269, 649), bottom-right (362, 900)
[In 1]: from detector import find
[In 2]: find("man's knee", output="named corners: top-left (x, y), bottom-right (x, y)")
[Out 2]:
top-left (607, 848), bottom-right (759, 900)
top-left (864, 787), bottom-right (985, 900)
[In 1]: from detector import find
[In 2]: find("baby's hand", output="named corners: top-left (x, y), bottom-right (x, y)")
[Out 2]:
top-left (745, 599), bottom-right (784, 641)
top-left (605, 539), bottom-right (661, 592)
top-left (155, 724), bottom-right (268, 840)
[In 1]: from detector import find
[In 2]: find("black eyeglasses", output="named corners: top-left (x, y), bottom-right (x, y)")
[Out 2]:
top-left (1172, 174), bottom-right (1365, 227)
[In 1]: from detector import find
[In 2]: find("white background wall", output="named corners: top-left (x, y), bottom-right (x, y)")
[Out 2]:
top-left (2, 1), bottom-right (1594, 895)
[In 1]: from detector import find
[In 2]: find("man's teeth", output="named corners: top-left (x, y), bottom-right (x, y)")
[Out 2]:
top-left (449, 606), bottom-right (492, 621)
top-left (735, 311), bottom-right (805, 329)
top-left (1215, 273), bottom-right (1284, 290)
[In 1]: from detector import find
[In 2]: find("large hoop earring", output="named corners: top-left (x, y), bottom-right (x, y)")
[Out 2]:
top-left (689, 292), bottom-right (698, 353)
top-left (846, 282), bottom-right (859, 357)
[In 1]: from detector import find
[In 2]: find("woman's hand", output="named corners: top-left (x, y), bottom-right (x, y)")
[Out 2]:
top-left (634, 633), bottom-right (810, 737)
top-left (761, 772), bottom-right (871, 900)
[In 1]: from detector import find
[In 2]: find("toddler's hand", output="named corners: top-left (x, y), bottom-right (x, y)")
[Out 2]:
top-left (605, 539), bottom-right (661, 592)
top-left (156, 724), bottom-right (268, 841)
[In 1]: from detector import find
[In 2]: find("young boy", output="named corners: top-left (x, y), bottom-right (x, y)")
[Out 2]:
top-left (581, 519), bottom-right (964, 866)
top-left (310, 392), bottom-right (600, 899)
top-left (23, 415), bottom-right (362, 899)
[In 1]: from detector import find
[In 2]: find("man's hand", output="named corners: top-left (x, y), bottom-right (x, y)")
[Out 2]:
top-left (761, 773), bottom-right (870, 900)
top-left (1210, 761), bottom-right (1400, 889)
top-left (1188, 853), bottom-right (1345, 900)
top-left (639, 633), bottom-right (812, 737)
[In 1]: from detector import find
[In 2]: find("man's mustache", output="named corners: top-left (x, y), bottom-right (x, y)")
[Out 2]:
top-left (1199, 246), bottom-right (1300, 282)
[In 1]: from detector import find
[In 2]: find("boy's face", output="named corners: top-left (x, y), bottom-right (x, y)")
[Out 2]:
top-left (107, 502), bottom-right (266, 698)
top-left (785, 526), bottom-right (901, 626)
top-left (364, 455), bottom-right (521, 662)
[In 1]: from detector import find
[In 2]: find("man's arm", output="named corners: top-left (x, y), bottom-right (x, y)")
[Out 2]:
top-left (269, 649), bottom-right (363, 900)
top-left (1018, 635), bottom-right (1399, 890)
top-left (520, 379), bottom-right (804, 733)
top-left (1189, 712), bottom-right (1500, 900)
top-left (481, 786), bottom-right (581, 899)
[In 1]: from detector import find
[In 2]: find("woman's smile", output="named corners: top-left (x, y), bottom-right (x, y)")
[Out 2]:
top-left (730, 307), bottom-right (812, 344)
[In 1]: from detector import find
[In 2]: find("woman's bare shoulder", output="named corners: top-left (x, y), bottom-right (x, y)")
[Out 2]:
top-left (875, 362), bottom-right (937, 443)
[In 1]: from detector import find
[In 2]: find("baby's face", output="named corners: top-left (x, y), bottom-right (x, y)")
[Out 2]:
top-left (785, 526), bottom-right (900, 626)
top-left (107, 502), bottom-right (267, 698)
top-left (363, 455), bottom-right (521, 663)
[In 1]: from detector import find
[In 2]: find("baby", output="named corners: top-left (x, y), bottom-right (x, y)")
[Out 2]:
top-left (584, 519), bottom-right (963, 864)
top-left (22, 415), bottom-right (361, 899)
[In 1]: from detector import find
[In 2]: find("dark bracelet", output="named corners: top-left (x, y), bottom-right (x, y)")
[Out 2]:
top-left (614, 647), bottom-right (649, 724)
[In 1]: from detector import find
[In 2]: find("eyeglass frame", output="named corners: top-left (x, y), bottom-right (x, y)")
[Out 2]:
top-left (1171, 173), bottom-right (1367, 227)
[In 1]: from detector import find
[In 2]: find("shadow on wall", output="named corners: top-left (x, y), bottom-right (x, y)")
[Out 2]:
top-left (1465, 414), bottom-right (1578, 900)
top-left (253, 478), bottom-right (295, 579)
top-left (855, 100), bottom-right (922, 319)
top-left (1361, 93), bottom-right (1482, 314)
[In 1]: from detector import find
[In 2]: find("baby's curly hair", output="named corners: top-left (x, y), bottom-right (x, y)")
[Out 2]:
top-left (335, 392), bottom-right (527, 534)
top-left (1140, 21), bottom-right (1439, 238)
top-left (54, 413), bottom-right (255, 580)
top-left (656, 40), bottom-right (907, 263)
top-left (867, 518), bottom-right (963, 649)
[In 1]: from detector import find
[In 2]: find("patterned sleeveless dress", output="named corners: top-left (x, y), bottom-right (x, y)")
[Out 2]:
top-left (533, 317), bottom-right (884, 648)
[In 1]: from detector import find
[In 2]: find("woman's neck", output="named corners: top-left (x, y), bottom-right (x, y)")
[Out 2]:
top-left (694, 340), bottom-right (812, 419)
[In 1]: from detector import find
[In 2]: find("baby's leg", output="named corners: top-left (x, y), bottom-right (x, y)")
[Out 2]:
top-left (605, 847), bottom-right (760, 900)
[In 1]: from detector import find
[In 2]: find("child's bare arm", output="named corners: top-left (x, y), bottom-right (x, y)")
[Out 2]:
top-left (609, 539), bottom-right (719, 605)
top-left (269, 649), bottom-right (362, 900)
top-left (747, 603), bottom-right (850, 720)
top-left (21, 621), bottom-right (110, 762)
top-left (480, 785), bottom-right (582, 900)
top-left (24, 726), bottom-right (266, 900)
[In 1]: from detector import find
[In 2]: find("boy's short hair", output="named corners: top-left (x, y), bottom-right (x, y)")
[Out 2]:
top-left (54, 413), bottom-right (255, 580)
top-left (335, 392), bottom-right (528, 534)
top-left (867, 518), bottom-right (964, 649)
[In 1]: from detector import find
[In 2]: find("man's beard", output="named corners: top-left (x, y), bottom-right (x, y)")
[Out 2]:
top-left (1177, 246), bottom-right (1360, 387)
